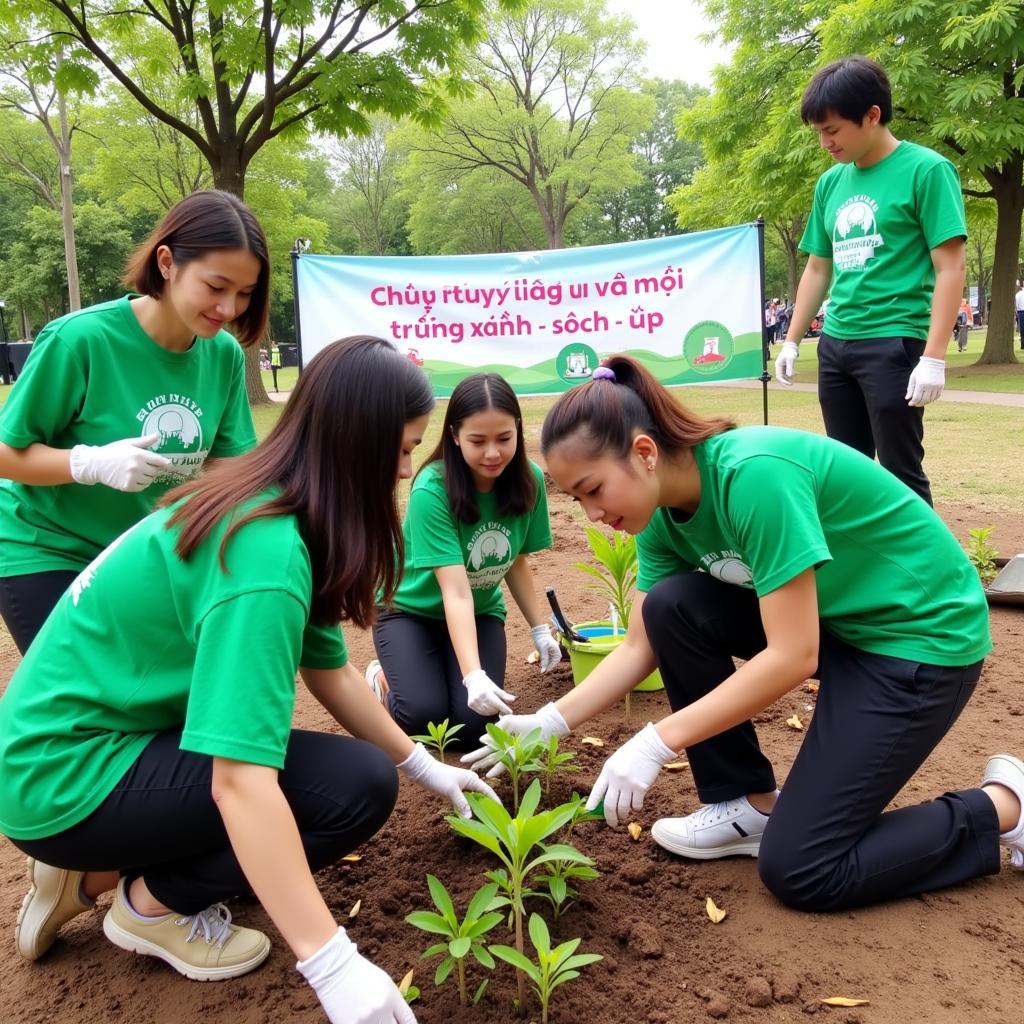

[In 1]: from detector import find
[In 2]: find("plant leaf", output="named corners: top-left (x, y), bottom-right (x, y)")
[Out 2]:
top-left (449, 936), bottom-right (472, 959)
top-left (421, 942), bottom-right (448, 959)
top-left (786, 714), bottom-right (804, 731)
top-left (463, 912), bottom-right (504, 938)
top-left (434, 956), bottom-right (455, 986)
top-left (527, 912), bottom-right (551, 956)
top-left (662, 761), bottom-right (689, 772)
top-left (820, 997), bottom-right (870, 1007)
top-left (472, 945), bottom-right (496, 969)
top-left (426, 874), bottom-right (457, 928)
top-left (349, 899), bottom-right (361, 918)
top-left (627, 822), bottom-right (642, 840)
top-left (398, 969), bottom-right (415, 995)
top-left (581, 736), bottom-right (604, 747)
top-left (465, 882), bottom-right (500, 922)
top-left (489, 944), bottom-right (541, 983)
top-left (405, 911), bottom-right (454, 937)
top-left (706, 896), bottom-right (727, 924)
top-left (472, 978), bottom-right (490, 1005)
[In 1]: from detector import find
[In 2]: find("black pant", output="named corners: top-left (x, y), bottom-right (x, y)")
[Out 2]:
top-left (10, 730), bottom-right (398, 914)
top-left (0, 570), bottom-right (78, 655)
top-left (1016, 310), bottom-right (1024, 347)
top-left (372, 609), bottom-right (506, 751)
top-left (817, 333), bottom-right (932, 505)
top-left (642, 573), bottom-right (998, 911)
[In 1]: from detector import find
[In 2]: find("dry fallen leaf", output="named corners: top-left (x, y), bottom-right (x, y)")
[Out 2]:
top-left (398, 969), bottom-right (415, 996)
top-left (820, 997), bottom-right (869, 1007)
top-left (349, 899), bottom-right (361, 919)
top-left (804, 681), bottom-right (820, 694)
top-left (785, 714), bottom-right (804, 731)
top-left (705, 896), bottom-right (727, 924)
top-left (663, 760), bottom-right (689, 772)
top-left (581, 736), bottom-right (605, 747)
top-left (342, 853), bottom-right (362, 863)
top-left (526, 650), bottom-right (540, 664)
top-left (627, 822), bottom-right (643, 840)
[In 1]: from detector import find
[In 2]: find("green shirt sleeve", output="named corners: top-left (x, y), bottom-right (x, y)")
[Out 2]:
top-left (799, 175), bottom-right (833, 259)
top-left (406, 478), bottom-right (464, 569)
top-left (0, 328), bottom-right (86, 448)
top-left (917, 160), bottom-right (967, 250)
top-left (723, 459), bottom-right (832, 597)
top-left (299, 620), bottom-right (348, 670)
top-left (208, 343), bottom-right (257, 457)
top-left (636, 514), bottom-right (694, 592)
top-left (181, 589), bottom-right (301, 769)
top-left (520, 465), bottom-right (553, 555)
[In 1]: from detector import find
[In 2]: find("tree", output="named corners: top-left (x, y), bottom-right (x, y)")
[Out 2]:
top-left (694, 0), bottom-right (1024, 364)
top-left (964, 196), bottom-right (996, 322)
top-left (12, 0), bottom-right (521, 401)
top-left (405, 0), bottom-right (654, 249)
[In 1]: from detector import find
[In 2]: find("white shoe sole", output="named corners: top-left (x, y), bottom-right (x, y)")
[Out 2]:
top-left (651, 820), bottom-right (762, 860)
top-left (15, 858), bottom-right (85, 961)
top-left (102, 911), bottom-right (270, 981)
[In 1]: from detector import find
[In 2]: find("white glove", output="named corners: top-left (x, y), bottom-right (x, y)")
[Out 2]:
top-left (460, 701), bottom-right (570, 778)
top-left (298, 927), bottom-right (416, 1024)
top-left (397, 742), bottom-right (501, 817)
top-left (774, 341), bottom-right (800, 386)
top-left (905, 355), bottom-right (945, 406)
top-left (530, 624), bottom-right (562, 673)
top-left (462, 669), bottom-right (516, 716)
top-left (586, 722), bottom-right (677, 828)
top-left (69, 434), bottom-right (171, 492)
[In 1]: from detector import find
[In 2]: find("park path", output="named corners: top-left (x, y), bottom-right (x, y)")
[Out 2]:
top-left (271, 381), bottom-right (1024, 407)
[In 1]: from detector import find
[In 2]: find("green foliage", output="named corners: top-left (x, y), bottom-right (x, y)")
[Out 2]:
top-left (489, 912), bottom-right (602, 1024)
top-left (536, 735), bottom-right (578, 799)
top-left (482, 723), bottom-right (545, 810)
top-left (410, 718), bottom-right (465, 761)
top-left (571, 526), bottom-right (638, 630)
top-left (534, 856), bottom-right (599, 919)
top-left (967, 526), bottom-right (999, 585)
top-left (405, 875), bottom-right (503, 1006)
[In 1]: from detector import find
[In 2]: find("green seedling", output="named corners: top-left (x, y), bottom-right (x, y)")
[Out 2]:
top-left (410, 718), bottom-right (465, 761)
top-left (483, 722), bottom-right (545, 810)
top-left (447, 781), bottom-right (591, 1011)
top-left (534, 855), bottom-right (599, 919)
top-left (536, 735), bottom-right (578, 799)
top-left (490, 912), bottom-right (603, 1024)
top-left (967, 525), bottom-right (999, 585)
top-left (564, 792), bottom-right (605, 840)
top-left (405, 875), bottom-right (503, 1006)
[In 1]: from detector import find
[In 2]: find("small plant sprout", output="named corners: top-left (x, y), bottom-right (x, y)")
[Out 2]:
top-left (483, 722), bottom-right (545, 810)
top-left (410, 718), bottom-right (465, 761)
top-left (967, 526), bottom-right (999, 585)
top-left (537, 735), bottom-right (578, 799)
top-left (490, 912), bottom-right (603, 1024)
top-left (405, 875), bottom-right (503, 1006)
top-left (447, 780), bottom-right (591, 1011)
top-left (535, 855), bottom-right (599, 919)
top-left (572, 526), bottom-right (637, 629)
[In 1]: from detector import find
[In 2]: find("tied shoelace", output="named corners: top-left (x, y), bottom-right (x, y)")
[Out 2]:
top-left (694, 799), bottom-right (745, 826)
top-left (175, 903), bottom-right (233, 947)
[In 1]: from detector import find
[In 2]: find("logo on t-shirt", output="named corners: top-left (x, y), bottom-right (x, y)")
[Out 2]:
top-left (699, 549), bottom-right (754, 588)
top-left (832, 195), bottom-right (883, 272)
top-left (466, 523), bottom-right (513, 589)
top-left (136, 394), bottom-right (209, 484)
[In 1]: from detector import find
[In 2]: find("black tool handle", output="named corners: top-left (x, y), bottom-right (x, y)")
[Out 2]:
top-left (546, 587), bottom-right (585, 642)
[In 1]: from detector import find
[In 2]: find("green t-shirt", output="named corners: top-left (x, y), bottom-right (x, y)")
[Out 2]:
top-left (0, 494), bottom-right (347, 840)
top-left (636, 427), bottom-right (990, 668)
top-left (800, 141), bottom-right (966, 340)
top-left (0, 296), bottom-right (257, 577)
top-left (390, 461), bottom-right (552, 620)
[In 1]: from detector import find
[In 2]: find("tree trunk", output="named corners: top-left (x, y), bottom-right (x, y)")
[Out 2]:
top-left (212, 161), bottom-right (273, 405)
top-left (978, 164), bottom-right (1023, 365)
top-left (56, 64), bottom-right (81, 311)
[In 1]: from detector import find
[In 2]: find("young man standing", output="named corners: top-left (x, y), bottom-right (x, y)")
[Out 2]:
top-left (1015, 281), bottom-right (1024, 350)
top-left (775, 57), bottom-right (966, 505)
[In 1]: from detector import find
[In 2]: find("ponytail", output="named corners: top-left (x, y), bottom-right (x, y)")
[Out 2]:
top-left (540, 354), bottom-right (734, 461)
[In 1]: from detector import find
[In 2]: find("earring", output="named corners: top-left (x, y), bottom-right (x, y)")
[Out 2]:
top-left (647, 461), bottom-right (655, 472)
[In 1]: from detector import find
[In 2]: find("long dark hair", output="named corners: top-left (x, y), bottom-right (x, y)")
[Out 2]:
top-left (161, 336), bottom-right (434, 627)
top-left (122, 189), bottom-right (271, 348)
top-left (540, 354), bottom-right (734, 462)
top-left (418, 372), bottom-right (536, 523)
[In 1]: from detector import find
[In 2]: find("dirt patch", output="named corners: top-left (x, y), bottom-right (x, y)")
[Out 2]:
top-left (1, 496), bottom-right (1022, 1024)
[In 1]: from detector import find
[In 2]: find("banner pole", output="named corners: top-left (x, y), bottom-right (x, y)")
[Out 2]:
top-left (755, 218), bottom-right (770, 425)
top-left (291, 243), bottom-right (306, 372)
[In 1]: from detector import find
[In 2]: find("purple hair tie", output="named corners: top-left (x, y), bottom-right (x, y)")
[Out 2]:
top-left (592, 366), bottom-right (616, 382)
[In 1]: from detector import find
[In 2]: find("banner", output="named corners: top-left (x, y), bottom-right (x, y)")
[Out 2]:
top-left (294, 225), bottom-right (763, 396)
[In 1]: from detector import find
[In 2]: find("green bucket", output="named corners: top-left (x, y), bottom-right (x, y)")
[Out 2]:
top-left (559, 620), bottom-right (663, 692)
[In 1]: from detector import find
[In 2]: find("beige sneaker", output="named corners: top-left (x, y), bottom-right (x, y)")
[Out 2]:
top-left (15, 858), bottom-right (95, 960)
top-left (102, 878), bottom-right (270, 981)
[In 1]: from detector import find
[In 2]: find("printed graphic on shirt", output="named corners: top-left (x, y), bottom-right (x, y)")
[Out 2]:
top-left (136, 393), bottom-right (209, 484)
top-left (699, 549), bottom-right (754, 588)
top-left (832, 195), bottom-right (883, 272)
top-left (466, 522), bottom-right (514, 588)
top-left (70, 519), bottom-right (146, 606)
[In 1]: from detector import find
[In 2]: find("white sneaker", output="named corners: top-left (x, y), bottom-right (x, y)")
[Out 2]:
top-left (981, 754), bottom-right (1024, 869)
top-left (651, 793), bottom-right (776, 860)
top-left (364, 660), bottom-right (387, 704)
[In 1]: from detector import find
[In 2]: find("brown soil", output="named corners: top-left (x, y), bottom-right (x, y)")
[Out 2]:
top-left (2, 495), bottom-right (1023, 1024)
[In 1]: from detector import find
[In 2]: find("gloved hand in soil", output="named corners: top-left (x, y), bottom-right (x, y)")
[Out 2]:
top-left (530, 623), bottom-right (563, 672)
top-left (397, 741), bottom-right (501, 816)
top-left (69, 434), bottom-right (171, 492)
top-left (297, 926), bottom-right (417, 1024)
top-left (587, 722), bottom-right (678, 828)
top-left (462, 668), bottom-right (516, 716)
top-left (460, 701), bottom-right (570, 778)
